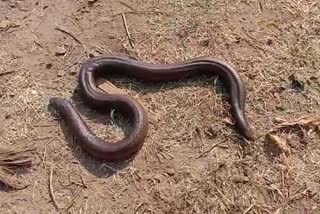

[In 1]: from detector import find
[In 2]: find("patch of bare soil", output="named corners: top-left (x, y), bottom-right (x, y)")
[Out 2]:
top-left (1, 0), bottom-right (320, 213)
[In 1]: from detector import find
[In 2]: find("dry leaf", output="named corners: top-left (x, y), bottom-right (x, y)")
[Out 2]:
top-left (274, 117), bottom-right (287, 123)
top-left (274, 115), bottom-right (320, 132)
top-left (265, 133), bottom-right (291, 155)
top-left (97, 79), bottom-right (127, 95)
top-left (223, 117), bottom-right (234, 125)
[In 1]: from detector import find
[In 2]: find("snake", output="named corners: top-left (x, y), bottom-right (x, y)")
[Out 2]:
top-left (49, 55), bottom-right (254, 162)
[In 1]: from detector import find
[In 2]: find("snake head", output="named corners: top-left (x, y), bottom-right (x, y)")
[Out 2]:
top-left (48, 97), bottom-right (66, 118)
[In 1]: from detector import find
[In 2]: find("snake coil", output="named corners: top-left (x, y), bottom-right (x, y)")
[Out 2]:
top-left (49, 56), bottom-right (254, 162)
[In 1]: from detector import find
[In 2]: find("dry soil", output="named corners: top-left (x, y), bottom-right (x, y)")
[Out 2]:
top-left (0, 0), bottom-right (320, 214)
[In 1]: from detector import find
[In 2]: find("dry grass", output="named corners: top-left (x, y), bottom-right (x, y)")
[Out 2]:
top-left (0, 147), bottom-right (35, 190)
top-left (0, 0), bottom-right (320, 213)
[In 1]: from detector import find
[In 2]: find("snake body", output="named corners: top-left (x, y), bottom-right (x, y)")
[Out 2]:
top-left (49, 56), bottom-right (254, 162)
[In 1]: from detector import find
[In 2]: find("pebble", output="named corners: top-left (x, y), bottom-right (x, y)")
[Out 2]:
top-left (0, 20), bottom-right (10, 29)
top-left (55, 46), bottom-right (67, 56)
top-left (166, 168), bottom-right (175, 176)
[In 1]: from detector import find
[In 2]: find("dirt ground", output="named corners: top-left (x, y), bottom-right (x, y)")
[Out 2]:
top-left (1, 0), bottom-right (320, 213)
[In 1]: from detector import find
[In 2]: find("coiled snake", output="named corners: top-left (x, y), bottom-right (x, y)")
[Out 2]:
top-left (49, 56), bottom-right (254, 162)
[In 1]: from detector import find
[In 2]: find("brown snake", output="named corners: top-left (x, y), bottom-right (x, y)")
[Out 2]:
top-left (49, 56), bottom-right (254, 162)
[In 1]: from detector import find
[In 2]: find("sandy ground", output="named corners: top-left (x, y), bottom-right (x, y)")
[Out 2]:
top-left (0, 0), bottom-right (320, 213)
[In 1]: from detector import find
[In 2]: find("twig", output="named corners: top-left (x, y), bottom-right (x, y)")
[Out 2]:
top-left (100, 163), bottom-right (118, 173)
top-left (119, 1), bottom-right (136, 11)
top-left (54, 25), bottom-right (89, 56)
top-left (0, 71), bottom-right (15, 77)
top-left (54, 25), bottom-right (81, 44)
top-left (64, 189), bottom-right (82, 212)
top-left (213, 185), bottom-right (232, 209)
top-left (115, 1), bottom-right (168, 17)
top-left (130, 170), bottom-right (140, 190)
top-left (49, 166), bottom-right (60, 211)
top-left (63, 43), bottom-right (73, 60)
top-left (121, 13), bottom-right (134, 49)
top-left (196, 139), bottom-right (226, 159)
top-left (273, 208), bottom-right (281, 214)
top-left (80, 174), bottom-right (88, 188)
top-left (243, 204), bottom-right (255, 214)
top-left (289, 188), bottom-right (310, 201)
top-left (112, 10), bottom-right (167, 18)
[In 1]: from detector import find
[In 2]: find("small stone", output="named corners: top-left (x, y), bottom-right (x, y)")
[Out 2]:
top-left (55, 46), bottom-right (67, 56)
top-left (223, 117), bottom-right (234, 125)
top-left (200, 39), bottom-right (210, 47)
top-left (275, 105), bottom-right (286, 111)
top-left (289, 74), bottom-right (305, 91)
top-left (69, 69), bottom-right (77, 75)
top-left (233, 175), bottom-right (250, 183)
top-left (309, 76), bottom-right (318, 81)
top-left (0, 20), bottom-right (10, 29)
top-left (11, 21), bottom-right (21, 27)
top-left (166, 168), bottom-right (175, 176)
top-left (57, 70), bottom-right (64, 77)
top-left (5, 113), bottom-right (10, 119)
top-left (46, 63), bottom-right (53, 69)
top-left (88, 0), bottom-right (98, 6)
top-left (88, 52), bottom-right (97, 58)
top-left (234, 37), bottom-right (241, 44)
